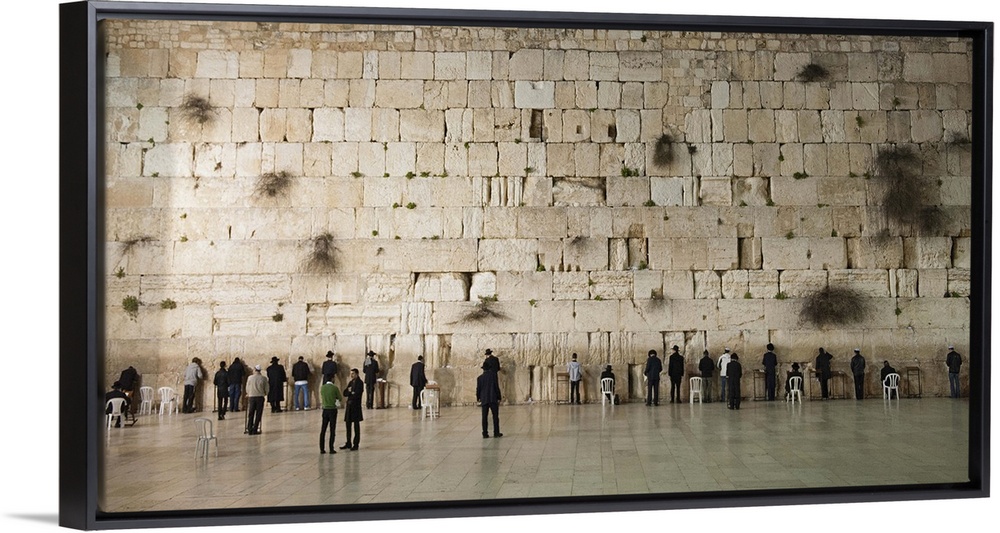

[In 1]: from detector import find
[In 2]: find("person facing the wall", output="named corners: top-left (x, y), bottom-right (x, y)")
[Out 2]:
top-left (266, 356), bottom-right (287, 413)
top-left (291, 356), bottom-right (311, 411)
top-left (946, 345), bottom-right (963, 398)
top-left (726, 353), bottom-right (743, 410)
top-left (667, 345), bottom-right (684, 403)
top-left (567, 353), bottom-right (582, 404)
top-left (213, 361), bottom-right (229, 420)
top-left (644, 349), bottom-right (663, 406)
top-left (850, 348), bottom-right (866, 400)
top-left (182, 357), bottom-right (203, 414)
top-left (717, 348), bottom-right (732, 404)
top-left (698, 350), bottom-right (715, 403)
top-left (477, 363), bottom-right (502, 438)
top-left (410, 355), bottom-right (427, 410)
top-left (762, 343), bottom-right (778, 401)
top-left (245, 365), bottom-right (267, 435)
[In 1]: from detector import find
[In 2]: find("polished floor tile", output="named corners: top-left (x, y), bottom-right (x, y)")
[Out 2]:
top-left (101, 398), bottom-right (969, 513)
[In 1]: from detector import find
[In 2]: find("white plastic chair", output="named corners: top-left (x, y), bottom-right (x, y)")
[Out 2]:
top-left (138, 386), bottom-right (154, 415)
top-left (787, 376), bottom-right (803, 404)
top-left (158, 386), bottom-right (179, 415)
top-left (689, 377), bottom-right (702, 403)
top-left (420, 389), bottom-right (439, 418)
top-left (106, 398), bottom-right (127, 429)
top-left (600, 378), bottom-right (615, 405)
top-left (193, 418), bottom-right (218, 458)
top-left (883, 373), bottom-right (901, 400)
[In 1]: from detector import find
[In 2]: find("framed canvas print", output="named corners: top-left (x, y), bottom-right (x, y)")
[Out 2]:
top-left (59, 0), bottom-right (991, 530)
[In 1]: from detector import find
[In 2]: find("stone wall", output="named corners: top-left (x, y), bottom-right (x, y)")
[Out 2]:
top-left (102, 20), bottom-right (973, 407)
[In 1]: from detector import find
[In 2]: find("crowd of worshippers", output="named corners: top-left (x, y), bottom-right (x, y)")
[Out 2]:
top-left (105, 344), bottom-right (964, 436)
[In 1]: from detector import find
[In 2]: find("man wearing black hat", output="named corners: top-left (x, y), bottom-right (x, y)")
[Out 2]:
top-left (762, 343), bottom-right (778, 401)
top-left (482, 348), bottom-right (500, 373)
top-left (477, 362), bottom-right (502, 438)
top-left (698, 350), bottom-right (715, 403)
top-left (266, 356), bottom-right (287, 413)
top-left (850, 348), bottom-right (866, 400)
top-left (785, 362), bottom-right (804, 399)
top-left (105, 381), bottom-right (130, 428)
top-left (341, 368), bottom-right (364, 450)
top-left (363, 351), bottom-right (380, 409)
top-left (213, 361), bottom-right (229, 420)
top-left (410, 355), bottom-right (428, 410)
top-left (815, 348), bottom-right (833, 400)
top-left (643, 349), bottom-right (662, 406)
top-left (667, 345), bottom-right (684, 403)
top-left (321, 351), bottom-right (339, 387)
top-left (726, 353), bottom-right (743, 410)
top-left (946, 345), bottom-right (962, 398)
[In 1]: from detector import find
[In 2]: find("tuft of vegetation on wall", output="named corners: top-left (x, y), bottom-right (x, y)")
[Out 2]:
top-left (122, 295), bottom-right (140, 320)
top-left (653, 134), bottom-right (673, 168)
top-left (801, 286), bottom-right (870, 327)
top-left (180, 94), bottom-right (215, 124)
top-left (797, 63), bottom-right (829, 82)
top-left (303, 232), bottom-right (336, 273)
top-left (871, 144), bottom-right (944, 235)
top-left (255, 171), bottom-right (292, 198)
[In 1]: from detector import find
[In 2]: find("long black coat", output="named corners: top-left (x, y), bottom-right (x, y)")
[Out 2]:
top-left (363, 357), bottom-right (380, 385)
top-left (476, 371), bottom-right (501, 405)
top-left (816, 351), bottom-right (833, 379)
top-left (644, 355), bottom-right (663, 382)
top-left (343, 377), bottom-right (364, 422)
top-left (321, 359), bottom-right (338, 381)
top-left (228, 359), bottom-right (245, 384)
top-left (410, 361), bottom-right (427, 388)
top-left (762, 351), bottom-right (778, 372)
top-left (667, 353), bottom-right (684, 378)
top-left (699, 355), bottom-right (715, 377)
top-left (266, 363), bottom-right (286, 403)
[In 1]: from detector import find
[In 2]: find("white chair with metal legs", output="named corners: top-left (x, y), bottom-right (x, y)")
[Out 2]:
top-left (689, 377), bottom-right (702, 403)
top-left (193, 418), bottom-right (218, 458)
top-left (106, 398), bottom-right (127, 430)
top-left (420, 389), bottom-right (439, 418)
top-left (787, 376), bottom-right (803, 404)
top-left (158, 386), bottom-right (179, 415)
top-left (600, 377), bottom-right (615, 405)
top-left (138, 386), bottom-right (154, 415)
top-left (883, 373), bottom-right (901, 400)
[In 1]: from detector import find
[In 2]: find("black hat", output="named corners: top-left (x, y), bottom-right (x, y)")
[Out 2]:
top-left (767, 343), bottom-right (774, 351)
top-left (485, 349), bottom-right (493, 355)
top-left (792, 362), bottom-right (800, 370)
top-left (326, 351), bottom-right (334, 358)
top-left (366, 350), bottom-right (376, 356)
top-left (270, 356), bottom-right (279, 363)
top-left (605, 365), bottom-right (612, 371)
top-left (672, 345), bottom-right (679, 351)
top-left (648, 349), bottom-right (657, 356)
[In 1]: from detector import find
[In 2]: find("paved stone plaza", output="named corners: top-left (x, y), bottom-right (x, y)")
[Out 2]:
top-left (101, 397), bottom-right (969, 513)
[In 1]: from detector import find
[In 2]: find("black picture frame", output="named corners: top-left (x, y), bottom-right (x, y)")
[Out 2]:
top-left (59, 0), bottom-right (992, 530)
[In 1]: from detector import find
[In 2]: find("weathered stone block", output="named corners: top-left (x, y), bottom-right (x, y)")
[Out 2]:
top-left (699, 177), bottom-right (732, 206)
top-left (514, 81), bottom-right (555, 109)
top-left (574, 300), bottom-right (620, 332)
top-left (498, 271), bottom-right (553, 302)
top-left (693, 270), bottom-right (722, 299)
top-left (589, 271), bottom-right (633, 300)
top-left (828, 269), bottom-right (891, 297)
top-left (606, 176), bottom-right (650, 207)
top-left (552, 271), bottom-right (589, 300)
top-left (478, 239), bottom-right (538, 272)
top-left (399, 110), bottom-right (445, 142)
top-left (509, 49), bottom-right (543, 80)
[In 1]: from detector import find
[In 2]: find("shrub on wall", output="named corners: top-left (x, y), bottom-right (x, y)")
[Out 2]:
top-left (801, 286), bottom-right (870, 327)
top-left (303, 232), bottom-right (336, 273)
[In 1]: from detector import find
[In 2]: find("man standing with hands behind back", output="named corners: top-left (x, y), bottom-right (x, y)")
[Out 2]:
top-left (341, 369), bottom-right (364, 451)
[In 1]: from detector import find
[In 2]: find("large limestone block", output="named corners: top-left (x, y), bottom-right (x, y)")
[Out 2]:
top-left (432, 301), bottom-right (530, 334)
top-left (917, 269), bottom-right (949, 298)
top-left (699, 177), bottom-right (732, 206)
top-left (807, 238), bottom-right (848, 270)
top-left (399, 110), bottom-right (445, 142)
top-left (650, 178), bottom-right (689, 207)
top-left (618, 52), bottom-right (662, 81)
top-left (720, 270), bottom-right (748, 299)
top-left (574, 300), bottom-right (620, 332)
top-left (478, 239), bottom-right (538, 272)
top-left (563, 237), bottom-right (609, 271)
top-left (948, 269), bottom-right (970, 297)
top-left (589, 271), bottom-right (634, 300)
top-left (379, 240), bottom-right (479, 273)
top-left (589, 52), bottom-right (619, 81)
top-left (693, 270), bottom-right (722, 299)
top-left (529, 302), bottom-right (576, 333)
top-left (778, 270), bottom-right (828, 298)
top-left (606, 176), bottom-right (650, 207)
top-left (896, 297), bottom-right (969, 329)
top-left (847, 237), bottom-right (904, 269)
top-left (143, 143), bottom-right (193, 177)
top-left (312, 303), bottom-right (403, 335)
top-left (620, 299), bottom-right (671, 332)
top-left (828, 269), bottom-right (891, 297)
top-left (550, 271), bottom-right (588, 300)
top-left (509, 49), bottom-right (543, 80)
top-left (434, 52), bottom-right (466, 80)
top-left (905, 237), bottom-right (953, 269)
top-left (761, 237), bottom-right (810, 270)
top-left (361, 272), bottom-right (414, 303)
top-left (498, 271), bottom-right (553, 302)
top-left (468, 272), bottom-right (498, 301)
top-left (374, 80), bottom-right (424, 109)
top-left (718, 300), bottom-right (766, 330)
top-left (670, 299), bottom-right (719, 331)
top-left (632, 270), bottom-right (663, 300)
top-left (514, 81), bottom-right (555, 109)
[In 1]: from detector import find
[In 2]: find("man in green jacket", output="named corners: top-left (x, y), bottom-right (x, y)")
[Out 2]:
top-left (320, 374), bottom-right (343, 454)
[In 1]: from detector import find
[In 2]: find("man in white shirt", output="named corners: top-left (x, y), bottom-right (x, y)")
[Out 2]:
top-left (717, 348), bottom-right (732, 404)
top-left (567, 353), bottom-right (583, 404)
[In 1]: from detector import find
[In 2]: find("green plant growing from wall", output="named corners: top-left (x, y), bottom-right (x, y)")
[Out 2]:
top-left (122, 295), bottom-right (140, 320)
top-left (775, 292), bottom-right (788, 300)
top-left (457, 295), bottom-right (507, 324)
top-left (793, 172), bottom-right (808, 179)
top-left (653, 133), bottom-right (674, 167)
top-left (160, 299), bottom-right (177, 310)
top-left (350, 171), bottom-right (364, 178)
top-left (272, 312), bottom-right (284, 322)
top-left (255, 171), bottom-right (292, 198)
top-left (180, 94), bottom-right (215, 124)
top-left (871, 144), bottom-right (944, 235)
top-left (643, 200), bottom-right (656, 207)
top-left (114, 267), bottom-right (125, 279)
top-left (620, 166), bottom-right (640, 177)
top-left (406, 202), bottom-right (417, 209)
top-left (801, 286), bottom-right (870, 327)
top-left (855, 115), bottom-right (866, 128)
top-left (797, 63), bottom-right (829, 82)
top-left (744, 291), bottom-right (752, 299)
top-left (303, 232), bottom-right (336, 274)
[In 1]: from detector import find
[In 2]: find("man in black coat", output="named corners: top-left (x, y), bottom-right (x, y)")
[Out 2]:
top-left (341, 369), bottom-right (364, 450)
top-left (266, 356), bottom-right (287, 413)
top-left (643, 349), bottom-right (662, 406)
top-left (946, 345), bottom-right (962, 398)
top-left (105, 381), bottom-right (130, 428)
top-left (785, 362), bottom-right (804, 399)
top-left (762, 343), bottom-right (778, 401)
top-left (291, 356), bottom-right (312, 411)
top-left (815, 347), bottom-right (833, 400)
top-left (850, 348), bottom-right (866, 400)
top-left (482, 348), bottom-right (500, 372)
top-left (667, 345), bottom-right (685, 403)
top-left (698, 350), bottom-right (715, 403)
top-left (726, 353), bottom-right (743, 410)
top-left (410, 355), bottom-right (428, 409)
top-left (476, 366), bottom-right (502, 438)
top-left (213, 361), bottom-right (229, 420)
top-left (227, 357), bottom-right (245, 412)
top-left (321, 351), bottom-right (339, 386)
top-left (117, 366), bottom-right (139, 413)
top-left (880, 360), bottom-right (897, 383)
top-left (362, 351), bottom-right (380, 409)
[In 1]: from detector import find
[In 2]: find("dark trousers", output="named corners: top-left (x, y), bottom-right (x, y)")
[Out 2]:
top-left (765, 371), bottom-right (776, 400)
top-left (853, 373), bottom-right (865, 399)
top-left (320, 408), bottom-right (337, 451)
top-left (481, 402), bottom-right (500, 436)
top-left (246, 397), bottom-right (264, 433)
top-left (183, 384), bottom-right (196, 412)
top-left (228, 383), bottom-right (241, 411)
top-left (270, 399), bottom-right (282, 412)
top-left (646, 380), bottom-right (659, 405)
top-left (728, 380), bottom-right (742, 409)
top-left (345, 420), bottom-right (360, 448)
top-left (669, 377), bottom-right (681, 402)
top-left (819, 375), bottom-right (830, 398)
top-left (570, 380), bottom-right (580, 403)
top-left (365, 380), bottom-right (376, 409)
top-left (216, 388), bottom-right (227, 419)
top-left (412, 386), bottom-right (423, 409)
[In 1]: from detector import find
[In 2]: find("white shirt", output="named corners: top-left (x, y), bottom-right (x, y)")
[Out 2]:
top-left (718, 353), bottom-right (731, 377)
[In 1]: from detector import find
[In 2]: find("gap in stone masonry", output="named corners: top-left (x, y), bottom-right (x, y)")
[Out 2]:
top-left (529, 109), bottom-right (544, 139)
